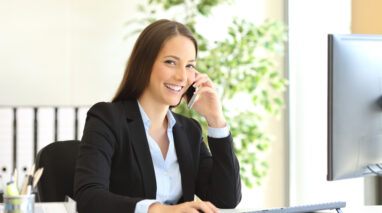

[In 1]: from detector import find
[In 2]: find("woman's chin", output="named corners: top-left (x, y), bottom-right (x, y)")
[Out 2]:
top-left (165, 97), bottom-right (182, 107)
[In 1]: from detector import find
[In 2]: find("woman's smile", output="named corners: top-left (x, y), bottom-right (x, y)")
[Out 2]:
top-left (164, 83), bottom-right (184, 93)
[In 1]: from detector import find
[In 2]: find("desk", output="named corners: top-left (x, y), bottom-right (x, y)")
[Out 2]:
top-left (1, 203), bottom-right (381, 212)
top-left (325, 206), bottom-right (382, 213)
top-left (219, 205), bottom-right (382, 213)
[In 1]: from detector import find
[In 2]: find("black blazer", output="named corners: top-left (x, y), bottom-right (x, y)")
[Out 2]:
top-left (73, 99), bottom-right (241, 213)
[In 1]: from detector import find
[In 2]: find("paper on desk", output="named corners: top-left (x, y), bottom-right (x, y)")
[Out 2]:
top-left (64, 196), bottom-right (76, 213)
top-left (36, 203), bottom-right (68, 213)
top-left (219, 208), bottom-right (244, 213)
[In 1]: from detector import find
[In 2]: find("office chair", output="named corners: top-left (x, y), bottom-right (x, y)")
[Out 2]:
top-left (35, 140), bottom-right (80, 202)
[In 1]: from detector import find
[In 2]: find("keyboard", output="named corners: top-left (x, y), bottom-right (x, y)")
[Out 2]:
top-left (244, 201), bottom-right (346, 213)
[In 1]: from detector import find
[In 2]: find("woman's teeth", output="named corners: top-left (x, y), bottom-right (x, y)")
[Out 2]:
top-left (165, 84), bottom-right (182, 92)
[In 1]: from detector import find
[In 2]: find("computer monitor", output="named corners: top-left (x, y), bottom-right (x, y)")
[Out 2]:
top-left (328, 34), bottom-right (382, 181)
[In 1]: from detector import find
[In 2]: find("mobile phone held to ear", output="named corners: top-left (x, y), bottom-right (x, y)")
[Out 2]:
top-left (185, 83), bottom-right (198, 109)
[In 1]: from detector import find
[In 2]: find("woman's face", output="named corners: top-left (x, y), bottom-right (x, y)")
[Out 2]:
top-left (143, 35), bottom-right (196, 107)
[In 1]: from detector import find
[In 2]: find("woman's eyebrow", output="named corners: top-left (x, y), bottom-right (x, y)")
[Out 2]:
top-left (164, 55), bottom-right (196, 63)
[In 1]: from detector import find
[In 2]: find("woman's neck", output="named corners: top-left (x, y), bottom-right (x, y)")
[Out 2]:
top-left (138, 96), bottom-right (169, 130)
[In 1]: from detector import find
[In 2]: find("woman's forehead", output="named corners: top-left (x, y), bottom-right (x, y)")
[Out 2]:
top-left (158, 35), bottom-right (197, 60)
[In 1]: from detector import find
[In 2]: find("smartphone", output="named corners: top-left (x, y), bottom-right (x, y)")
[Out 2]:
top-left (185, 83), bottom-right (198, 109)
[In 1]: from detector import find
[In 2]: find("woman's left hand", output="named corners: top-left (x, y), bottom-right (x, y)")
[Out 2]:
top-left (187, 71), bottom-right (227, 128)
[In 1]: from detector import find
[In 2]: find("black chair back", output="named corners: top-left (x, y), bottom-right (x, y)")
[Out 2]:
top-left (35, 140), bottom-right (80, 202)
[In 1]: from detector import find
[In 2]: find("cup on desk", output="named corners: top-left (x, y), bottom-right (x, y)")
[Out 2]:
top-left (3, 194), bottom-right (35, 213)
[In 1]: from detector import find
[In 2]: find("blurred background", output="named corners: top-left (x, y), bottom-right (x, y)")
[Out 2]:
top-left (1, 0), bottom-right (382, 210)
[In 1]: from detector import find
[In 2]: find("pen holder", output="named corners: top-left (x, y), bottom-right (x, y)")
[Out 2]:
top-left (3, 194), bottom-right (35, 213)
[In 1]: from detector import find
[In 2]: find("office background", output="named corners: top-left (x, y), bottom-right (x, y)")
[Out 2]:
top-left (1, 0), bottom-right (382, 210)
top-left (290, 0), bottom-right (382, 208)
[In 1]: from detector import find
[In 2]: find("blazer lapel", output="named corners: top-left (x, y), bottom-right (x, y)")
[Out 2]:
top-left (173, 121), bottom-right (195, 202)
top-left (123, 100), bottom-right (157, 199)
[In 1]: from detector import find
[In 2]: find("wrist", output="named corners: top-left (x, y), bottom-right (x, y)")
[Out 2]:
top-left (207, 115), bottom-right (227, 128)
top-left (148, 203), bottom-right (163, 213)
top-left (148, 203), bottom-right (172, 213)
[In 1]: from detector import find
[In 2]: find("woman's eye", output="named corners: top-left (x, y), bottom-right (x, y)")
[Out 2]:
top-left (165, 60), bottom-right (175, 65)
top-left (186, 64), bottom-right (195, 69)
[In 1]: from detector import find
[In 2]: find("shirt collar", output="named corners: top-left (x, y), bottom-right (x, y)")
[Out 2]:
top-left (137, 100), bottom-right (176, 130)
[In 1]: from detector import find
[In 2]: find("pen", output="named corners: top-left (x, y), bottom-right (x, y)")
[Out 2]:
top-left (33, 168), bottom-right (44, 188)
top-left (12, 168), bottom-right (18, 189)
top-left (20, 164), bottom-right (35, 195)
top-left (20, 174), bottom-right (28, 195)
top-left (26, 175), bottom-right (33, 195)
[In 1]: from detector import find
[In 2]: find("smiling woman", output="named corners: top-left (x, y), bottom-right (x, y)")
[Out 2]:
top-left (141, 35), bottom-right (197, 108)
top-left (112, 20), bottom-right (198, 103)
top-left (73, 19), bottom-right (241, 213)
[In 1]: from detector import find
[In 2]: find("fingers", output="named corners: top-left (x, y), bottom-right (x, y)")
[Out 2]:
top-left (193, 86), bottom-right (215, 96)
top-left (205, 201), bottom-right (220, 213)
top-left (193, 73), bottom-right (213, 88)
top-left (191, 71), bottom-right (216, 98)
top-left (189, 201), bottom-right (219, 213)
top-left (170, 200), bottom-right (219, 213)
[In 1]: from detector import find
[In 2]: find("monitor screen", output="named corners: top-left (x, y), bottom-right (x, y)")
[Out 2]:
top-left (328, 34), bottom-right (382, 181)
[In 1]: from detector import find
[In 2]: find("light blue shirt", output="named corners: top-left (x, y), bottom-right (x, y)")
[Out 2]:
top-left (134, 101), bottom-right (230, 213)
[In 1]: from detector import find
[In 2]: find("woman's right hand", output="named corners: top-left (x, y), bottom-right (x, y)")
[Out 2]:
top-left (148, 200), bottom-right (220, 213)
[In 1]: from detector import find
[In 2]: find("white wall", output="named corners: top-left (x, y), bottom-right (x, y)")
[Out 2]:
top-left (289, 0), bottom-right (364, 207)
top-left (0, 0), bottom-right (140, 106)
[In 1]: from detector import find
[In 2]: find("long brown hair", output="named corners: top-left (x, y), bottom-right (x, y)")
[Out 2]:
top-left (112, 19), bottom-right (198, 102)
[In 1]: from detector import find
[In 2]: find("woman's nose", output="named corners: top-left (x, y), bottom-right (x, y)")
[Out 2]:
top-left (175, 67), bottom-right (187, 81)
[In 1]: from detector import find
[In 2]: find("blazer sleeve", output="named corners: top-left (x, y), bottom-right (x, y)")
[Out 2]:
top-left (73, 103), bottom-right (142, 213)
top-left (194, 124), bottom-right (242, 208)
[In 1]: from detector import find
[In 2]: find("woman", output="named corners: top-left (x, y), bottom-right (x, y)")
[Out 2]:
top-left (73, 19), bottom-right (241, 213)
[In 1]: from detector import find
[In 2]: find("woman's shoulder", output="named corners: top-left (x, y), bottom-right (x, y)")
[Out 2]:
top-left (87, 100), bottom-right (136, 124)
top-left (88, 101), bottom-right (124, 115)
